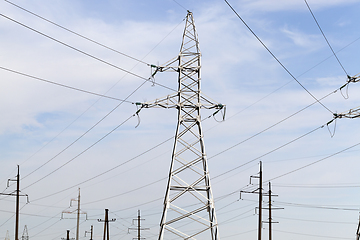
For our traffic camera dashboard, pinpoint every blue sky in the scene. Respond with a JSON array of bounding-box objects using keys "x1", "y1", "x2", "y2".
[{"x1": 1, "y1": 0, "x2": 360, "y2": 240}]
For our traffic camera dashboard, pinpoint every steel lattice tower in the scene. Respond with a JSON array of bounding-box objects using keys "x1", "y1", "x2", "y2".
[{"x1": 138, "y1": 11, "x2": 223, "y2": 240}]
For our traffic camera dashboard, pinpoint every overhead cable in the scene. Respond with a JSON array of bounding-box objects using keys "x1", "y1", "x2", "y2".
[
  {"x1": 267, "y1": 140, "x2": 360, "y2": 182},
  {"x1": 0, "y1": 13, "x2": 175, "y2": 92},
  {"x1": 304, "y1": 0, "x2": 348, "y2": 76},
  {"x1": 224, "y1": 0, "x2": 333, "y2": 114},
  {"x1": 5, "y1": 0, "x2": 151, "y2": 67},
  {"x1": 0, "y1": 66, "x2": 134, "y2": 103}
]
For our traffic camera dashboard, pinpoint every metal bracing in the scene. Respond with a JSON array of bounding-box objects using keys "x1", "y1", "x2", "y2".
[
  {"x1": 138, "y1": 11, "x2": 223, "y2": 240},
  {"x1": 334, "y1": 106, "x2": 360, "y2": 119}
]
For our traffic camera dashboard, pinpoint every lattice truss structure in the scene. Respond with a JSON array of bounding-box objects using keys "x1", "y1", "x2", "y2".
[
  {"x1": 138, "y1": 11, "x2": 224, "y2": 240},
  {"x1": 334, "y1": 106, "x2": 360, "y2": 119}
]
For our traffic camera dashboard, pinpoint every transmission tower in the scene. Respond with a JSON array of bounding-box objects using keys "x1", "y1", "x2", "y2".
[
  {"x1": 21, "y1": 226, "x2": 28, "y2": 240},
  {"x1": 137, "y1": 11, "x2": 224, "y2": 240},
  {"x1": 5, "y1": 231, "x2": 10, "y2": 240}
]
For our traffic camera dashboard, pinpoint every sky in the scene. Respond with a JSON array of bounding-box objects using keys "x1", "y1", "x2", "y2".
[{"x1": 1, "y1": 0, "x2": 360, "y2": 240}]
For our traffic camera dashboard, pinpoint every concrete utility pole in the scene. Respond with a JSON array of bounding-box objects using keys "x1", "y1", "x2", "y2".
[
  {"x1": 98, "y1": 209, "x2": 116, "y2": 240},
  {"x1": 61, "y1": 230, "x2": 75, "y2": 240},
  {"x1": 136, "y1": 11, "x2": 225, "y2": 240},
  {"x1": 61, "y1": 188, "x2": 86, "y2": 240},
  {"x1": 240, "y1": 162, "x2": 263, "y2": 240},
  {"x1": 0, "y1": 166, "x2": 28, "y2": 240},
  {"x1": 356, "y1": 213, "x2": 360, "y2": 240},
  {"x1": 85, "y1": 225, "x2": 93, "y2": 240},
  {"x1": 262, "y1": 182, "x2": 282, "y2": 240},
  {"x1": 76, "y1": 189, "x2": 80, "y2": 240},
  {"x1": 128, "y1": 210, "x2": 149, "y2": 240}
]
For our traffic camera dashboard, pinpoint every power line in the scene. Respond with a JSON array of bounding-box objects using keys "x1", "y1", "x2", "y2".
[
  {"x1": 29, "y1": 136, "x2": 173, "y2": 202},
  {"x1": 21, "y1": 79, "x2": 146, "y2": 181},
  {"x1": 4, "y1": 0, "x2": 152, "y2": 67},
  {"x1": 15, "y1": 17, "x2": 184, "y2": 178},
  {"x1": 223, "y1": 0, "x2": 333, "y2": 114},
  {"x1": 0, "y1": 66, "x2": 134, "y2": 103},
  {"x1": 0, "y1": 13, "x2": 175, "y2": 92},
  {"x1": 274, "y1": 200, "x2": 359, "y2": 211},
  {"x1": 274, "y1": 215, "x2": 354, "y2": 225},
  {"x1": 23, "y1": 111, "x2": 137, "y2": 190},
  {"x1": 267, "y1": 140, "x2": 360, "y2": 182},
  {"x1": 274, "y1": 229, "x2": 352, "y2": 240},
  {"x1": 304, "y1": 0, "x2": 348, "y2": 76}
]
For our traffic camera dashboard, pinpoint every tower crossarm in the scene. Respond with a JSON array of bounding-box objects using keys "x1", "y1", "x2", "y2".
[
  {"x1": 334, "y1": 106, "x2": 360, "y2": 119},
  {"x1": 136, "y1": 93, "x2": 224, "y2": 112}
]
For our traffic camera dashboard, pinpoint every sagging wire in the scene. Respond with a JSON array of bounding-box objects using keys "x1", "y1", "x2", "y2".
[
  {"x1": 134, "y1": 103, "x2": 145, "y2": 128},
  {"x1": 149, "y1": 64, "x2": 161, "y2": 87},
  {"x1": 326, "y1": 116, "x2": 337, "y2": 138},
  {"x1": 339, "y1": 74, "x2": 360, "y2": 99},
  {"x1": 213, "y1": 104, "x2": 226, "y2": 122}
]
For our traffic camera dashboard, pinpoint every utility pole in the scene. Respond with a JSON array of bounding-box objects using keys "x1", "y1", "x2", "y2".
[
  {"x1": 0, "y1": 166, "x2": 29, "y2": 240},
  {"x1": 262, "y1": 182, "x2": 283, "y2": 240},
  {"x1": 85, "y1": 225, "x2": 93, "y2": 240},
  {"x1": 98, "y1": 209, "x2": 116, "y2": 240},
  {"x1": 136, "y1": 11, "x2": 224, "y2": 240},
  {"x1": 240, "y1": 162, "x2": 263, "y2": 240},
  {"x1": 356, "y1": 212, "x2": 360, "y2": 240},
  {"x1": 128, "y1": 210, "x2": 149, "y2": 240},
  {"x1": 61, "y1": 230, "x2": 75, "y2": 240},
  {"x1": 61, "y1": 188, "x2": 86, "y2": 240}
]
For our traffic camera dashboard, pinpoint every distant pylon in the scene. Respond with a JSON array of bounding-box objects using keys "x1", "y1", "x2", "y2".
[
  {"x1": 137, "y1": 11, "x2": 224, "y2": 240},
  {"x1": 21, "y1": 225, "x2": 28, "y2": 240},
  {"x1": 5, "y1": 230, "x2": 10, "y2": 240}
]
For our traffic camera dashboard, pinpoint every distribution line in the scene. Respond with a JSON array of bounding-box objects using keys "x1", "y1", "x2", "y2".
[
  {"x1": 267, "y1": 140, "x2": 360, "y2": 182},
  {"x1": 16, "y1": 17, "x2": 184, "y2": 178},
  {"x1": 208, "y1": 90, "x2": 335, "y2": 164},
  {"x1": 0, "y1": 66, "x2": 133, "y2": 103},
  {"x1": 274, "y1": 229, "x2": 353, "y2": 240},
  {"x1": 28, "y1": 89, "x2": 333, "y2": 203},
  {"x1": 29, "y1": 136, "x2": 173, "y2": 202},
  {"x1": 224, "y1": 0, "x2": 333, "y2": 114},
  {"x1": 0, "y1": 13, "x2": 176, "y2": 92},
  {"x1": 22, "y1": 110, "x2": 138, "y2": 190},
  {"x1": 212, "y1": 124, "x2": 324, "y2": 180},
  {"x1": 5, "y1": 0, "x2": 151, "y2": 66},
  {"x1": 304, "y1": 0, "x2": 348, "y2": 76},
  {"x1": 21, "y1": 79, "x2": 147, "y2": 181}
]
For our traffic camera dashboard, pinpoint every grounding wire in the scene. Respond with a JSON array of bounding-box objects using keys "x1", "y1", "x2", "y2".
[
  {"x1": 304, "y1": 0, "x2": 349, "y2": 76},
  {"x1": 224, "y1": 0, "x2": 333, "y2": 114},
  {"x1": 0, "y1": 13, "x2": 176, "y2": 92},
  {"x1": 172, "y1": 0, "x2": 188, "y2": 11},
  {"x1": 0, "y1": 66, "x2": 134, "y2": 103},
  {"x1": 5, "y1": 0, "x2": 151, "y2": 67}
]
